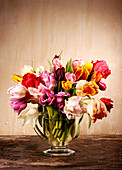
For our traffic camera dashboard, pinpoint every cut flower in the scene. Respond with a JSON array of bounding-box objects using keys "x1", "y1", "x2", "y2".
[
  {"x1": 93, "y1": 60, "x2": 111, "y2": 79},
  {"x1": 7, "y1": 84, "x2": 27, "y2": 99},
  {"x1": 18, "y1": 103, "x2": 39, "y2": 127},
  {"x1": 55, "y1": 92, "x2": 71, "y2": 110},
  {"x1": 10, "y1": 98, "x2": 27, "y2": 115},
  {"x1": 64, "y1": 96, "x2": 87, "y2": 119},
  {"x1": 39, "y1": 88, "x2": 55, "y2": 106},
  {"x1": 100, "y1": 98, "x2": 113, "y2": 112},
  {"x1": 7, "y1": 52, "x2": 113, "y2": 134},
  {"x1": 72, "y1": 58, "x2": 85, "y2": 72},
  {"x1": 62, "y1": 81, "x2": 72, "y2": 90},
  {"x1": 76, "y1": 80, "x2": 99, "y2": 97},
  {"x1": 87, "y1": 99, "x2": 108, "y2": 123}
]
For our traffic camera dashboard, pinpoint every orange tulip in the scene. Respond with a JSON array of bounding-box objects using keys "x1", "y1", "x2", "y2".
[
  {"x1": 76, "y1": 80, "x2": 99, "y2": 97},
  {"x1": 90, "y1": 71, "x2": 102, "y2": 83}
]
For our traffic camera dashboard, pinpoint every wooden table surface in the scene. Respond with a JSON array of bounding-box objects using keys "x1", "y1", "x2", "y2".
[{"x1": 0, "y1": 135, "x2": 121, "y2": 170}]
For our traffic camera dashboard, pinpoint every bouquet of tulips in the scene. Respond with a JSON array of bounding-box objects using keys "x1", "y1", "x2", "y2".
[{"x1": 7, "y1": 52, "x2": 113, "y2": 145}]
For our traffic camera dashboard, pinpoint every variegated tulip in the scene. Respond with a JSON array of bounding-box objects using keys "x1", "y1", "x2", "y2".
[
  {"x1": 62, "y1": 81, "x2": 72, "y2": 90},
  {"x1": 76, "y1": 80, "x2": 99, "y2": 97},
  {"x1": 7, "y1": 84, "x2": 27, "y2": 99},
  {"x1": 64, "y1": 96, "x2": 87, "y2": 119},
  {"x1": 87, "y1": 99, "x2": 108, "y2": 123}
]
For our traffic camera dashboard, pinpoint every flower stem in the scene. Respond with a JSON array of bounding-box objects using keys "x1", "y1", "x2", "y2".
[{"x1": 58, "y1": 81, "x2": 61, "y2": 92}]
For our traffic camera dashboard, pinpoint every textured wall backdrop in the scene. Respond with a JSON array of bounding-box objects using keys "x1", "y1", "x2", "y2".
[{"x1": 0, "y1": 0, "x2": 121, "y2": 135}]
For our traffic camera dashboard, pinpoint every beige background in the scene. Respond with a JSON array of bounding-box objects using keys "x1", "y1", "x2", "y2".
[{"x1": 0, "y1": 0, "x2": 121, "y2": 135}]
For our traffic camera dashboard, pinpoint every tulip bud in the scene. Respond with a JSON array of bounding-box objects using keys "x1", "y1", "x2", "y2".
[{"x1": 98, "y1": 81, "x2": 107, "y2": 91}]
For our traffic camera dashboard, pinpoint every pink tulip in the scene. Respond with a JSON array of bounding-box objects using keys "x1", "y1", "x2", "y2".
[
  {"x1": 10, "y1": 98, "x2": 27, "y2": 115},
  {"x1": 39, "y1": 71, "x2": 56, "y2": 90},
  {"x1": 93, "y1": 60, "x2": 111, "y2": 79},
  {"x1": 65, "y1": 72, "x2": 76, "y2": 83},
  {"x1": 39, "y1": 89, "x2": 55, "y2": 106},
  {"x1": 64, "y1": 96, "x2": 87, "y2": 119},
  {"x1": 72, "y1": 59, "x2": 85, "y2": 72},
  {"x1": 55, "y1": 92, "x2": 71, "y2": 110},
  {"x1": 52, "y1": 58, "x2": 63, "y2": 72}
]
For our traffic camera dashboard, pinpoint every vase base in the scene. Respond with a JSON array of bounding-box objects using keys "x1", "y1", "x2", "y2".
[{"x1": 43, "y1": 147, "x2": 75, "y2": 156}]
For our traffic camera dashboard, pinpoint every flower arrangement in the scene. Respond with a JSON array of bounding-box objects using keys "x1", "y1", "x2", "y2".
[{"x1": 7, "y1": 52, "x2": 113, "y2": 155}]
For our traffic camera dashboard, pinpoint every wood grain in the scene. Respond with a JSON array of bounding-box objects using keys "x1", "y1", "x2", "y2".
[{"x1": 0, "y1": 135, "x2": 122, "y2": 169}]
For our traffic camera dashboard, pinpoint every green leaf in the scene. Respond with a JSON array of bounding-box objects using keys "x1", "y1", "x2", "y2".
[
  {"x1": 80, "y1": 101, "x2": 88, "y2": 106},
  {"x1": 52, "y1": 109, "x2": 59, "y2": 119},
  {"x1": 73, "y1": 114, "x2": 84, "y2": 139},
  {"x1": 38, "y1": 114, "x2": 43, "y2": 127},
  {"x1": 79, "y1": 113, "x2": 84, "y2": 123},
  {"x1": 46, "y1": 106, "x2": 53, "y2": 119},
  {"x1": 88, "y1": 115, "x2": 91, "y2": 129},
  {"x1": 48, "y1": 60, "x2": 52, "y2": 73},
  {"x1": 69, "y1": 58, "x2": 74, "y2": 73},
  {"x1": 70, "y1": 124, "x2": 75, "y2": 138},
  {"x1": 59, "y1": 50, "x2": 63, "y2": 58},
  {"x1": 65, "y1": 61, "x2": 69, "y2": 72},
  {"x1": 65, "y1": 58, "x2": 74, "y2": 73}
]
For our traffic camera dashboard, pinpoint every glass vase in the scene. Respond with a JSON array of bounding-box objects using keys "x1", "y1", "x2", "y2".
[{"x1": 34, "y1": 113, "x2": 81, "y2": 156}]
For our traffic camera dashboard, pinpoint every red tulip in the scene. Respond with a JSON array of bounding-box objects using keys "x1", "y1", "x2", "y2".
[
  {"x1": 93, "y1": 60, "x2": 111, "y2": 79},
  {"x1": 98, "y1": 81, "x2": 107, "y2": 91},
  {"x1": 100, "y1": 98, "x2": 113, "y2": 112}
]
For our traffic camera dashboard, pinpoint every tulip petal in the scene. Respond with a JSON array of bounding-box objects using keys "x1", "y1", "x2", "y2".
[{"x1": 11, "y1": 74, "x2": 23, "y2": 83}]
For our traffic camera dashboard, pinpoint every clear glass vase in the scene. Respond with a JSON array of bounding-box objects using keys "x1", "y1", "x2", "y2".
[{"x1": 34, "y1": 113, "x2": 80, "y2": 156}]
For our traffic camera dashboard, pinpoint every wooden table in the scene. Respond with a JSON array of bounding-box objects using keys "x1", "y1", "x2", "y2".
[{"x1": 0, "y1": 135, "x2": 121, "y2": 169}]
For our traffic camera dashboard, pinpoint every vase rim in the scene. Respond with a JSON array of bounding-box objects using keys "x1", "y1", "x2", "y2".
[{"x1": 43, "y1": 117, "x2": 76, "y2": 120}]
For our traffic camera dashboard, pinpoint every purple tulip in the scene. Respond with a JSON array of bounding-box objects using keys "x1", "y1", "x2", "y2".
[
  {"x1": 54, "y1": 67, "x2": 65, "y2": 81},
  {"x1": 10, "y1": 98, "x2": 27, "y2": 115},
  {"x1": 39, "y1": 71, "x2": 56, "y2": 90},
  {"x1": 39, "y1": 89, "x2": 55, "y2": 106},
  {"x1": 55, "y1": 92, "x2": 71, "y2": 110}
]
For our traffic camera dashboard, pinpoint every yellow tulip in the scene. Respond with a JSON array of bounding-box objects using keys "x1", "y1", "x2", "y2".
[
  {"x1": 84, "y1": 62, "x2": 93, "y2": 73},
  {"x1": 62, "y1": 81, "x2": 72, "y2": 90},
  {"x1": 75, "y1": 62, "x2": 93, "y2": 81},
  {"x1": 11, "y1": 74, "x2": 23, "y2": 83}
]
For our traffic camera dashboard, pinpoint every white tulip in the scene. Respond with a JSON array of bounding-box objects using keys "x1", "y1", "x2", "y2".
[
  {"x1": 21, "y1": 65, "x2": 34, "y2": 76},
  {"x1": 18, "y1": 103, "x2": 39, "y2": 127}
]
